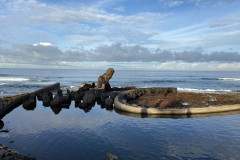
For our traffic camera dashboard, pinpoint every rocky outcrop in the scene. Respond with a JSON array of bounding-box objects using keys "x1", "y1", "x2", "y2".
[
  {"x1": 97, "y1": 68, "x2": 115, "y2": 91},
  {"x1": 0, "y1": 144, "x2": 38, "y2": 160}
]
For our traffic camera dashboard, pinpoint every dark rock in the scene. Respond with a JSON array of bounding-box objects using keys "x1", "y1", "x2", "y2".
[
  {"x1": 0, "y1": 120, "x2": 4, "y2": 130},
  {"x1": 50, "y1": 106, "x2": 62, "y2": 115},
  {"x1": 97, "y1": 68, "x2": 114, "y2": 91},
  {"x1": 83, "y1": 91, "x2": 95, "y2": 104},
  {"x1": 9, "y1": 141, "x2": 14, "y2": 144},
  {"x1": 70, "y1": 91, "x2": 75, "y2": 100},
  {"x1": 22, "y1": 95, "x2": 36, "y2": 110},
  {"x1": 0, "y1": 99, "x2": 3, "y2": 110},
  {"x1": 0, "y1": 144, "x2": 38, "y2": 160},
  {"x1": 76, "y1": 82, "x2": 95, "y2": 91},
  {"x1": 105, "y1": 97, "x2": 113, "y2": 106},
  {"x1": 61, "y1": 90, "x2": 71, "y2": 104},
  {"x1": 101, "y1": 93, "x2": 106, "y2": 103},
  {"x1": 42, "y1": 92, "x2": 53, "y2": 106},
  {"x1": 57, "y1": 90, "x2": 63, "y2": 96},
  {"x1": 74, "y1": 90, "x2": 84, "y2": 101},
  {"x1": 50, "y1": 94, "x2": 61, "y2": 106},
  {"x1": 105, "y1": 152, "x2": 118, "y2": 160},
  {"x1": 0, "y1": 130, "x2": 9, "y2": 133},
  {"x1": 110, "y1": 92, "x2": 118, "y2": 101}
]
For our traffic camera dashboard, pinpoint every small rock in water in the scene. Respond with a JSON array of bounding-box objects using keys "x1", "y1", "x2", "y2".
[{"x1": 105, "y1": 152, "x2": 118, "y2": 160}]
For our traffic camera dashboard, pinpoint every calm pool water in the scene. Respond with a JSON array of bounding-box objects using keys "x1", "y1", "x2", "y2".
[{"x1": 0, "y1": 100, "x2": 240, "y2": 160}]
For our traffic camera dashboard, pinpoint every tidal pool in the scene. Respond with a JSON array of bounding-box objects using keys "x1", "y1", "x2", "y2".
[{"x1": 0, "y1": 100, "x2": 240, "y2": 160}]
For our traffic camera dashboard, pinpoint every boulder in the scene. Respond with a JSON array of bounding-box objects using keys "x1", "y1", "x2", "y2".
[
  {"x1": 22, "y1": 95, "x2": 36, "y2": 110},
  {"x1": 82, "y1": 91, "x2": 96, "y2": 105},
  {"x1": 110, "y1": 92, "x2": 118, "y2": 101},
  {"x1": 42, "y1": 92, "x2": 53, "y2": 106},
  {"x1": 105, "y1": 152, "x2": 118, "y2": 160},
  {"x1": 105, "y1": 97, "x2": 113, "y2": 106},
  {"x1": 97, "y1": 68, "x2": 114, "y2": 91},
  {"x1": 74, "y1": 90, "x2": 84, "y2": 101},
  {"x1": 76, "y1": 82, "x2": 95, "y2": 91},
  {"x1": 50, "y1": 94, "x2": 61, "y2": 106},
  {"x1": 0, "y1": 99, "x2": 3, "y2": 110},
  {"x1": 101, "y1": 93, "x2": 106, "y2": 103}
]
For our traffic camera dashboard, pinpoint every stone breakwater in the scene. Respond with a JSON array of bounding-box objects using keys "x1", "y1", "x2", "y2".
[
  {"x1": 114, "y1": 87, "x2": 240, "y2": 115},
  {"x1": 0, "y1": 83, "x2": 60, "y2": 119}
]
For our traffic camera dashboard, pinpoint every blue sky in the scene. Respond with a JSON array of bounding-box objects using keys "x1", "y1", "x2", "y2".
[{"x1": 0, "y1": 0, "x2": 240, "y2": 70}]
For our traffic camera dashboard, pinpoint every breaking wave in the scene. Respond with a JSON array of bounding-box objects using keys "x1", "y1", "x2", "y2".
[
  {"x1": 218, "y1": 78, "x2": 240, "y2": 81},
  {"x1": 177, "y1": 88, "x2": 234, "y2": 93},
  {"x1": 0, "y1": 77, "x2": 29, "y2": 82}
]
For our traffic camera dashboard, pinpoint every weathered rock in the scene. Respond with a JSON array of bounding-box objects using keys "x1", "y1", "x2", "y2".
[
  {"x1": 0, "y1": 120, "x2": 4, "y2": 130},
  {"x1": 105, "y1": 97, "x2": 113, "y2": 106},
  {"x1": 83, "y1": 91, "x2": 95, "y2": 104},
  {"x1": 101, "y1": 93, "x2": 106, "y2": 103},
  {"x1": 110, "y1": 92, "x2": 118, "y2": 101},
  {"x1": 57, "y1": 89, "x2": 63, "y2": 96},
  {"x1": 0, "y1": 144, "x2": 38, "y2": 160},
  {"x1": 0, "y1": 99, "x2": 3, "y2": 110},
  {"x1": 105, "y1": 152, "x2": 118, "y2": 160},
  {"x1": 22, "y1": 95, "x2": 36, "y2": 110},
  {"x1": 76, "y1": 82, "x2": 95, "y2": 91},
  {"x1": 50, "y1": 105, "x2": 62, "y2": 115},
  {"x1": 61, "y1": 89, "x2": 71, "y2": 104},
  {"x1": 50, "y1": 94, "x2": 61, "y2": 106},
  {"x1": 42, "y1": 92, "x2": 53, "y2": 106},
  {"x1": 70, "y1": 91, "x2": 75, "y2": 100},
  {"x1": 97, "y1": 68, "x2": 115, "y2": 91},
  {"x1": 74, "y1": 90, "x2": 84, "y2": 101}
]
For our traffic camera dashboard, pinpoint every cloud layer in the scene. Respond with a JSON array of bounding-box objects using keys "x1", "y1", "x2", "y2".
[{"x1": 1, "y1": 43, "x2": 240, "y2": 65}]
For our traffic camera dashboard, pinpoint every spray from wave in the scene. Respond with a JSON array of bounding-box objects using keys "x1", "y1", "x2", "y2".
[
  {"x1": 0, "y1": 77, "x2": 29, "y2": 82},
  {"x1": 218, "y1": 78, "x2": 240, "y2": 81}
]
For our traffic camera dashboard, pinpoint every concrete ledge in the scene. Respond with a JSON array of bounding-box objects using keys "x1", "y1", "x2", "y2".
[{"x1": 114, "y1": 88, "x2": 240, "y2": 115}]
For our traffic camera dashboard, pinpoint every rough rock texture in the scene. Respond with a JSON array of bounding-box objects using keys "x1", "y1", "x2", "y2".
[
  {"x1": 97, "y1": 68, "x2": 115, "y2": 91},
  {"x1": 105, "y1": 152, "x2": 118, "y2": 160},
  {"x1": 105, "y1": 97, "x2": 114, "y2": 106},
  {"x1": 83, "y1": 91, "x2": 96, "y2": 105},
  {"x1": 22, "y1": 95, "x2": 37, "y2": 110},
  {"x1": 0, "y1": 144, "x2": 37, "y2": 160},
  {"x1": 75, "y1": 82, "x2": 95, "y2": 92}
]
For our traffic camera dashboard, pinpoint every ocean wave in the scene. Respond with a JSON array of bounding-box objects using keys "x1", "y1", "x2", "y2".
[
  {"x1": 0, "y1": 77, "x2": 29, "y2": 82},
  {"x1": 177, "y1": 88, "x2": 233, "y2": 93},
  {"x1": 0, "y1": 83, "x2": 5, "y2": 85},
  {"x1": 218, "y1": 78, "x2": 240, "y2": 81}
]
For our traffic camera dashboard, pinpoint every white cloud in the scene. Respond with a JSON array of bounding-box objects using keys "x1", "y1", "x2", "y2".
[
  {"x1": 33, "y1": 42, "x2": 53, "y2": 46},
  {"x1": 166, "y1": 1, "x2": 184, "y2": 7}
]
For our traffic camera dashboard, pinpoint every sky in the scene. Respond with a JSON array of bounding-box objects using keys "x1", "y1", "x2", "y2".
[{"x1": 0, "y1": 0, "x2": 240, "y2": 70}]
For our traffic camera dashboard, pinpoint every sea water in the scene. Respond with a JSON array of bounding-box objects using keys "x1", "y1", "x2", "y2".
[{"x1": 0, "y1": 68, "x2": 240, "y2": 160}]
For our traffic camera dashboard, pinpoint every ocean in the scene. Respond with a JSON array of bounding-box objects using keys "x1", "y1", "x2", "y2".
[
  {"x1": 0, "y1": 68, "x2": 240, "y2": 160},
  {"x1": 1, "y1": 68, "x2": 240, "y2": 97}
]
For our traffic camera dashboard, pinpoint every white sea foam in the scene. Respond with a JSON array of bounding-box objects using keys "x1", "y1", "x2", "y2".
[
  {"x1": 218, "y1": 78, "x2": 240, "y2": 81},
  {"x1": 0, "y1": 83, "x2": 5, "y2": 85},
  {"x1": 0, "y1": 77, "x2": 29, "y2": 82},
  {"x1": 177, "y1": 88, "x2": 232, "y2": 93}
]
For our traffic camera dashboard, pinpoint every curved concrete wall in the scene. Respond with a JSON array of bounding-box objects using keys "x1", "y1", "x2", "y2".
[{"x1": 114, "y1": 88, "x2": 240, "y2": 115}]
